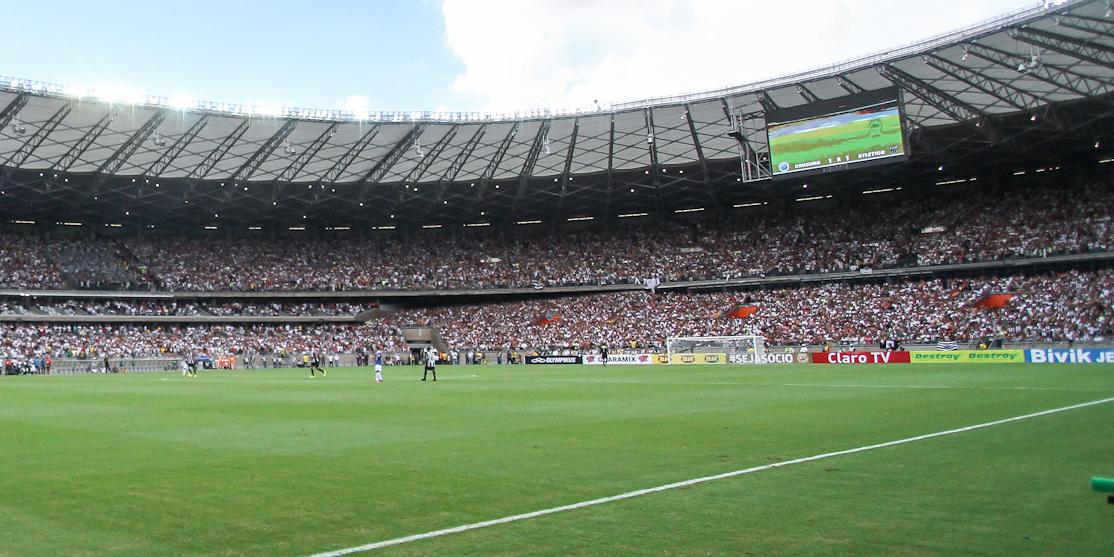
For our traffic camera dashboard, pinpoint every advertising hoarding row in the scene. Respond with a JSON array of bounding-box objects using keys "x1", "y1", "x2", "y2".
[
  {"x1": 1025, "y1": 348, "x2": 1114, "y2": 364},
  {"x1": 527, "y1": 349, "x2": 1114, "y2": 365}
]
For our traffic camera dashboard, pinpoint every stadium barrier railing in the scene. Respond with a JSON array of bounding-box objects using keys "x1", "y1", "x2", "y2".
[{"x1": 49, "y1": 358, "x2": 182, "y2": 375}]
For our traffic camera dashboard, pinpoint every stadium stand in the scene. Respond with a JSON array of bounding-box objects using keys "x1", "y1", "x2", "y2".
[
  {"x1": 1, "y1": 0, "x2": 1112, "y2": 369},
  {"x1": 383, "y1": 270, "x2": 1113, "y2": 350},
  {"x1": 2, "y1": 270, "x2": 1109, "y2": 359},
  {"x1": 0, "y1": 180, "x2": 1110, "y2": 292}
]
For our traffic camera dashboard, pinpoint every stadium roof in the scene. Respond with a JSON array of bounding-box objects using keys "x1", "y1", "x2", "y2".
[{"x1": 0, "y1": 0, "x2": 1113, "y2": 228}]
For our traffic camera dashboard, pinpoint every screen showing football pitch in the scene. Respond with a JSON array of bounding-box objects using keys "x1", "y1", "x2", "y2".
[{"x1": 766, "y1": 87, "x2": 908, "y2": 178}]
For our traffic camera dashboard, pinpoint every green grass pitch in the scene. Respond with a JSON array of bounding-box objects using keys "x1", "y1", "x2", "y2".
[
  {"x1": 2, "y1": 363, "x2": 1113, "y2": 556},
  {"x1": 770, "y1": 112, "x2": 904, "y2": 174}
]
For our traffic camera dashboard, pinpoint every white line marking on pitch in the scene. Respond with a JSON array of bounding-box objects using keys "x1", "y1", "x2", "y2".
[
  {"x1": 779, "y1": 383, "x2": 1112, "y2": 392},
  {"x1": 304, "y1": 396, "x2": 1114, "y2": 557}
]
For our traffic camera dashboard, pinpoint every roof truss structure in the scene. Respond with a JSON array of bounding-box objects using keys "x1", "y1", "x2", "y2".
[{"x1": 0, "y1": 0, "x2": 1112, "y2": 227}]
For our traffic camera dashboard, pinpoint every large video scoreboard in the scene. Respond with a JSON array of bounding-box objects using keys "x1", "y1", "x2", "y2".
[{"x1": 766, "y1": 87, "x2": 908, "y2": 178}]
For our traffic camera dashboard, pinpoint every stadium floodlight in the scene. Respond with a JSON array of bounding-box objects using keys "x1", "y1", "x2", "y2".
[
  {"x1": 98, "y1": 86, "x2": 144, "y2": 105},
  {"x1": 169, "y1": 96, "x2": 196, "y2": 111},
  {"x1": 62, "y1": 84, "x2": 89, "y2": 98},
  {"x1": 1017, "y1": 49, "x2": 1042, "y2": 74}
]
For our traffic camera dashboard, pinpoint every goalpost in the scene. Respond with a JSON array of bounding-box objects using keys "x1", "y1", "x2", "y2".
[{"x1": 665, "y1": 335, "x2": 766, "y2": 364}]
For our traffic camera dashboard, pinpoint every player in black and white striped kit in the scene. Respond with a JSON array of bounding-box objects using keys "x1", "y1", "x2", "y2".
[
  {"x1": 309, "y1": 351, "x2": 327, "y2": 378},
  {"x1": 421, "y1": 347, "x2": 437, "y2": 381},
  {"x1": 184, "y1": 352, "x2": 198, "y2": 378}
]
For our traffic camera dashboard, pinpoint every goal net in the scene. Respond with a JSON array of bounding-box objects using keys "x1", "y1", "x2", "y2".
[{"x1": 666, "y1": 335, "x2": 766, "y2": 365}]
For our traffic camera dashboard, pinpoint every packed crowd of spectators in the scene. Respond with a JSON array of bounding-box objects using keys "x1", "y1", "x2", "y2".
[
  {"x1": 0, "y1": 237, "x2": 64, "y2": 289},
  {"x1": 3, "y1": 270, "x2": 1109, "y2": 360},
  {"x1": 0, "y1": 321, "x2": 405, "y2": 359},
  {"x1": 0, "y1": 300, "x2": 371, "y2": 317},
  {"x1": 383, "y1": 270, "x2": 1113, "y2": 350},
  {"x1": 0, "y1": 181, "x2": 1109, "y2": 292}
]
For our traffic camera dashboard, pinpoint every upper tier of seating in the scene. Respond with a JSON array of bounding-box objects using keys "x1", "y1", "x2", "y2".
[{"x1": 1, "y1": 180, "x2": 1110, "y2": 292}]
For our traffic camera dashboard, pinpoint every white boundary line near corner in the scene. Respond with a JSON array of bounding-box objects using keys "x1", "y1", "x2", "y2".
[{"x1": 305, "y1": 396, "x2": 1114, "y2": 557}]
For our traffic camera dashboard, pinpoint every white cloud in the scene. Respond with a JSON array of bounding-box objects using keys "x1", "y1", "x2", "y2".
[{"x1": 439, "y1": 0, "x2": 1036, "y2": 112}]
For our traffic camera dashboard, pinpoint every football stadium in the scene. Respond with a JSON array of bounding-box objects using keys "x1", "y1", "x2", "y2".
[{"x1": 2, "y1": 1, "x2": 1114, "y2": 555}]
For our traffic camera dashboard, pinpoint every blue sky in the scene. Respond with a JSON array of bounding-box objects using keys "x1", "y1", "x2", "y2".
[
  {"x1": 0, "y1": 0, "x2": 1039, "y2": 113},
  {"x1": 1, "y1": 0, "x2": 464, "y2": 111}
]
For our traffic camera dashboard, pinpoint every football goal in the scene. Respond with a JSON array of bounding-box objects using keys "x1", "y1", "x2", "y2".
[{"x1": 665, "y1": 335, "x2": 766, "y2": 364}]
